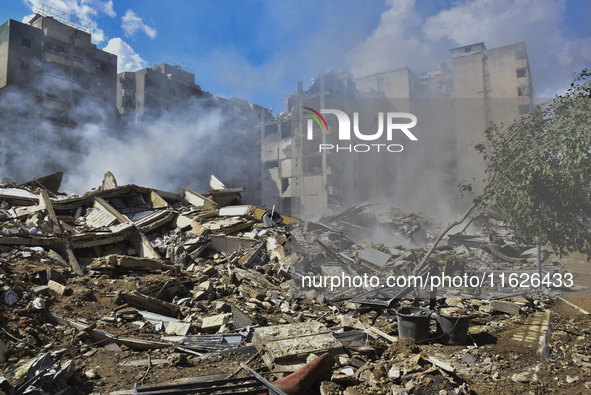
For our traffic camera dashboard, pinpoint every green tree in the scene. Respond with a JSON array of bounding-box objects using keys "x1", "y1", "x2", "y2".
[{"x1": 415, "y1": 69, "x2": 591, "y2": 273}]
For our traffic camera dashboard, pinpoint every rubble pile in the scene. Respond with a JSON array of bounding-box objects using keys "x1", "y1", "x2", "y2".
[{"x1": 0, "y1": 172, "x2": 590, "y2": 394}]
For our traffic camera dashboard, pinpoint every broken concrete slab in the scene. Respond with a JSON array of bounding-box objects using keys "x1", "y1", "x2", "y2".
[
  {"x1": 47, "y1": 280, "x2": 67, "y2": 296},
  {"x1": 165, "y1": 322, "x2": 192, "y2": 336},
  {"x1": 359, "y1": 248, "x2": 391, "y2": 268},
  {"x1": 89, "y1": 255, "x2": 175, "y2": 272},
  {"x1": 253, "y1": 321, "x2": 345, "y2": 372},
  {"x1": 182, "y1": 187, "x2": 218, "y2": 211},
  {"x1": 118, "y1": 291, "x2": 179, "y2": 318},
  {"x1": 201, "y1": 313, "x2": 232, "y2": 331}
]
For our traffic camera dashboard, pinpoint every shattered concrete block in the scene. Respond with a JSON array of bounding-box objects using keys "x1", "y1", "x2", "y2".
[
  {"x1": 197, "y1": 280, "x2": 213, "y2": 293},
  {"x1": 215, "y1": 302, "x2": 231, "y2": 312},
  {"x1": 360, "y1": 248, "x2": 391, "y2": 268},
  {"x1": 491, "y1": 300, "x2": 521, "y2": 315},
  {"x1": 31, "y1": 285, "x2": 50, "y2": 296},
  {"x1": 175, "y1": 215, "x2": 194, "y2": 229},
  {"x1": 47, "y1": 280, "x2": 67, "y2": 296},
  {"x1": 253, "y1": 321, "x2": 345, "y2": 372},
  {"x1": 191, "y1": 289, "x2": 207, "y2": 301},
  {"x1": 231, "y1": 304, "x2": 255, "y2": 329},
  {"x1": 201, "y1": 265, "x2": 218, "y2": 276},
  {"x1": 165, "y1": 322, "x2": 191, "y2": 336},
  {"x1": 201, "y1": 313, "x2": 232, "y2": 331}
]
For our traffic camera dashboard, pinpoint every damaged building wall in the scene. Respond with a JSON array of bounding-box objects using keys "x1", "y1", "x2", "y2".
[
  {"x1": 0, "y1": 8, "x2": 118, "y2": 180},
  {"x1": 451, "y1": 42, "x2": 534, "y2": 190},
  {"x1": 0, "y1": 9, "x2": 271, "y2": 206},
  {"x1": 260, "y1": 41, "x2": 534, "y2": 219},
  {"x1": 116, "y1": 62, "x2": 212, "y2": 126}
]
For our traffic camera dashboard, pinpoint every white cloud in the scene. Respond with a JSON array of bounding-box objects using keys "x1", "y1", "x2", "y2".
[
  {"x1": 121, "y1": 9, "x2": 157, "y2": 39},
  {"x1": 22, "y1": 14, "x2": 35, "y2": 24},
  {"x1": 347, "y1": 0, "x2": 446, "y2": 78},
  {"x1": 103, "y1": 38, "x2": 148, "y2": 72},
  {"x1": 347, "y1": 0, "x2": 591, "y2": 98},
  {"x1": 22, "y1": 0, "x2": 116, "y2": 44}
]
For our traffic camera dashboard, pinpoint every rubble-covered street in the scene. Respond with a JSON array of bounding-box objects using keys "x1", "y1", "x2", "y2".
[{"x1": 0, "y1": 172, "x2": 590, "y2": 395}]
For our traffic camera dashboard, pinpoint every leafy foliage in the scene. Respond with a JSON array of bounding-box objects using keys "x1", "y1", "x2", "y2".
[{"x1": 473, "y1": 69, "x2": 591, "y2": 255}]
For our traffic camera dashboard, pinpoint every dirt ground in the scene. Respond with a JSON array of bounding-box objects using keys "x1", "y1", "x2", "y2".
[{"x1": 2, "y1": 253, "x2": 591, "y2": 394}]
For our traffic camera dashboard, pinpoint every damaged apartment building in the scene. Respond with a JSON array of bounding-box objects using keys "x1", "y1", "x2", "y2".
[
  {"x1": 0, "y1": 5, "x2": 272, "y2": 206},
  {"x1": 261, "y1": 42, "x2": 534, "y2": 218},
  {"x1": 116, "y1": 63, "x2": 272, "y2": 204},
  {"x1": 0, "y1": 5, "x2": 117, "y2": 178},
  {"x1": 116, "y1": 62, "x2": 212, "y2": 127}
]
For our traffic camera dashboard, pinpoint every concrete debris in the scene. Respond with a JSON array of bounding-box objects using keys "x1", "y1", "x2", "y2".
[
  {"x1": 491, "y1": 300, "x2": 521, "y2": 315},
  {"x1": 0, "y1": 172, "x2": 588, "y2": 393}
]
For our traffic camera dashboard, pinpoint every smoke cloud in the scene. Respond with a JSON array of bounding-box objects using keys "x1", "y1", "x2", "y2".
[
  {"x1": 0, "y1": 75, "x2": 260, "y2": 198},
  {"x1": 347, "y1": 0, "x2": 591, "y2": 98}
]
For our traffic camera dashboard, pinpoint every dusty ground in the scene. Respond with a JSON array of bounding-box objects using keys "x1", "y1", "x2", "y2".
[{"x1": 2, "y1": 253, "x2": 591, "y2": 394}]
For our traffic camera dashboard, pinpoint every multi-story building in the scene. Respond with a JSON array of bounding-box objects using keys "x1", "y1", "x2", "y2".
[
  {"x1": 116, "y1": 62, "x2": 211, "y2": 126},
  {"x1": 262, "y1": 70, "x2": 363, "y2": 217},
  {"x1": 450, "y1": 42, "x2": 534, "y2": 187},
  {"x1": 115, "y1": 63, "x2": 270, "y2": 204},
  {"x1": 0, "y1": 5, "x2": 117, "y2": 179},
  {"x1": 261, "y1": 42, "x2": 534, "y2": 218}
]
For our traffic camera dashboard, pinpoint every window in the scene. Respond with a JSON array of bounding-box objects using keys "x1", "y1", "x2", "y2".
[
  {"x1": 20, "y1": 60, "x2": 30, "y2": 71},
  {"x1": 516, "y1": 68, "x2": 527, "y2": 78},
  {"x1": 100, "y1": 63, "x2": 110, "y2": 72},
  {"x1": 21, "y1": 38, "x2": 31, "y2": 48}
]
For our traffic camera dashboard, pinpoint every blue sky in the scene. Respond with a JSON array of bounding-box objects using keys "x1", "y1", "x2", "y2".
[{"x1": 1, "y1": 0, "x2": 590, "y2": 113}]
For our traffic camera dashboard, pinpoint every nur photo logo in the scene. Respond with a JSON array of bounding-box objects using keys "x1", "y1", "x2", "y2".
[{"x1": 304, "y1": 106, "x2": 418, "y2": 153}]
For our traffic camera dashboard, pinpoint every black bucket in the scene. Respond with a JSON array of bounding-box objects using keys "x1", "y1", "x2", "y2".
[
  {"x1": 396, "y1": 307, "x2": 432, "y2": 341},
  {"x1": 435, "y1": 305, "x2": 473, "y2": 345}
]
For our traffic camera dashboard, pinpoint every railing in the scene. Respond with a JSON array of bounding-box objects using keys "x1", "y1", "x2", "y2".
[{"x1": 34, "y1": 3, "x2": 91, "y2": 33}]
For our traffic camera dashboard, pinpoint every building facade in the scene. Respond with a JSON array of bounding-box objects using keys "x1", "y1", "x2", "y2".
[
  {"x1": 261, "y1": 42, "x2": 534, "y2": 218},
  {"x1": 0, "y1": 13, "x2": 117, "y2": 127},
  {"x1": 0, "y1": 7, "x2": 117, "y2": 179},
  {"x1": 116, "y1": 62, "x2": 211, "y2": 126}
]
